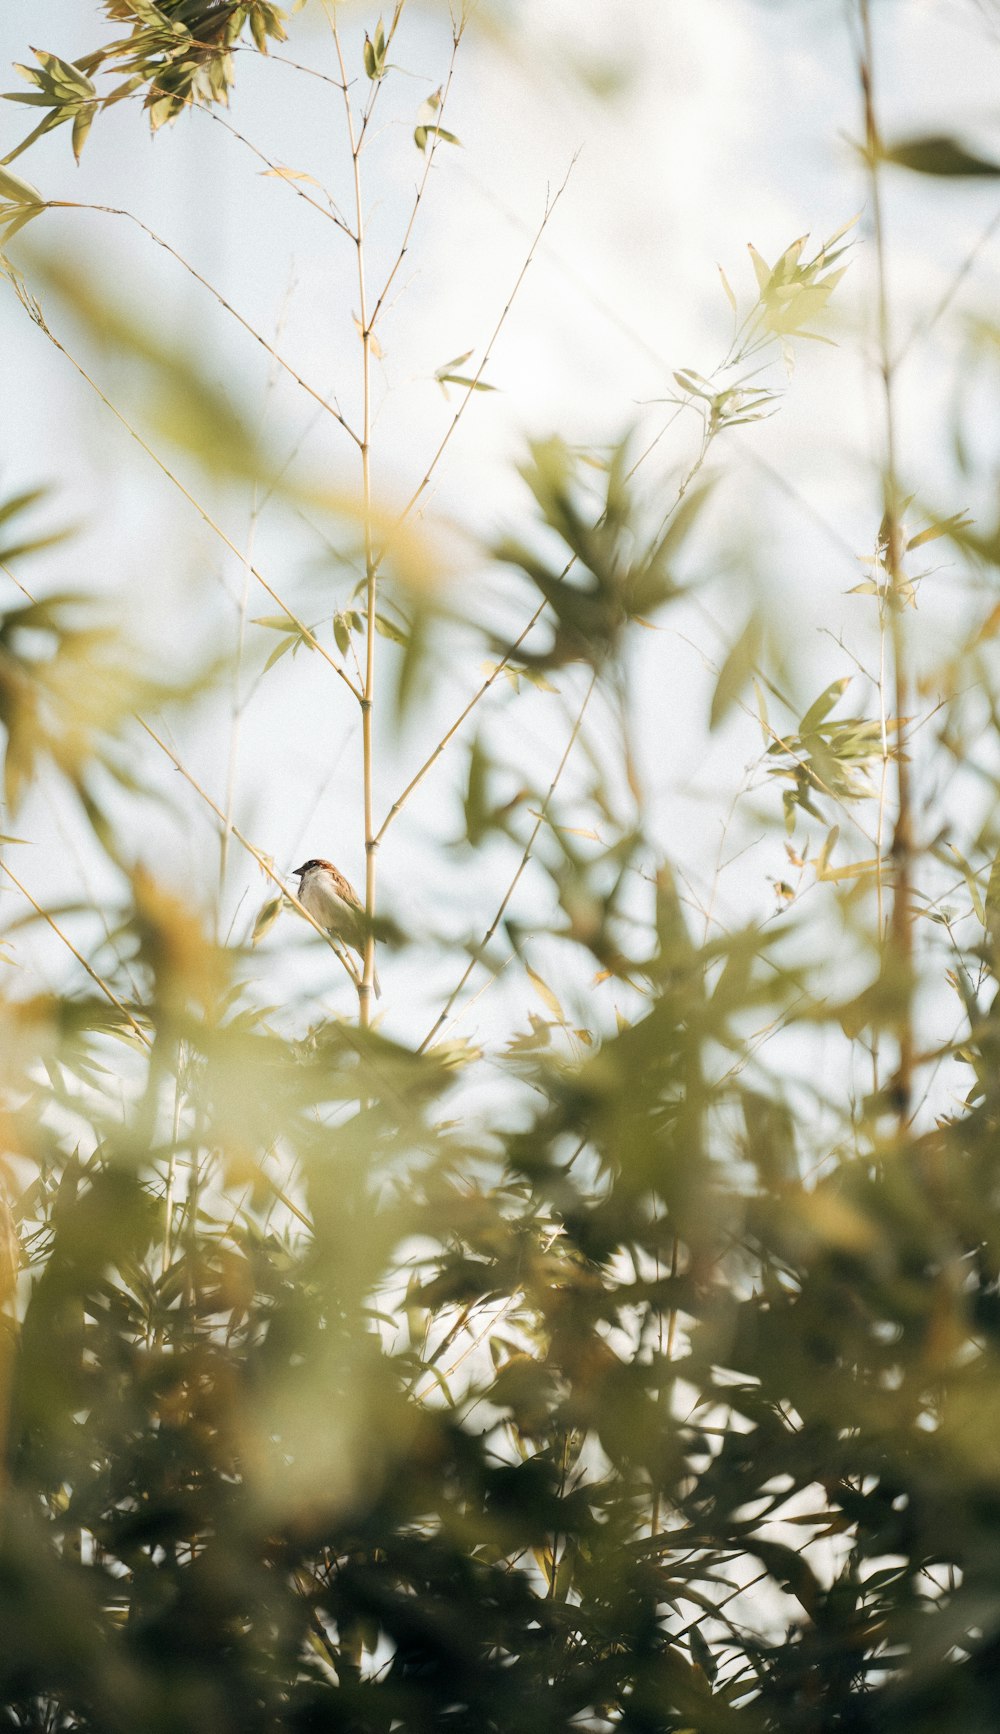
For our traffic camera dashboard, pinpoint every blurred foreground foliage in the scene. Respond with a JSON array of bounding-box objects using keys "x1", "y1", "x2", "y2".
[
  {"x1": 8, "y1": 2, "x2": 1000, "y2": 1731},
  {"x1": 4, "y1": 445, "x2": 1000, "y2": 1733}
]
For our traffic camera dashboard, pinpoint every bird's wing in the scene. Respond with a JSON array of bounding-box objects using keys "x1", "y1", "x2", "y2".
[{"x1": 328, "y1": 865, "x2": 364, "y2": 911}]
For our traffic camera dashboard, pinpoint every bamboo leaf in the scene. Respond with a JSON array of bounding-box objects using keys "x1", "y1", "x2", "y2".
[
  {"x1": 252, "y1": 895, "x2": 283, "y2": 946},
  {"x1": 0, "y1": 165, "x2": 43, "y2": 204},
  {"x1": 710, "y1": 615, "x2": 761, "y2": 730},
  {"x1": 526, "y1": 964, "x2": 565, "y2": 1023},
  {"x1": 800, "y1": 676, "x2": 849, "y2": 736},
  {"x1": 884, "y1": 134, "x2": 1000, "y2": 177},
  {"x1": 718, "y1": 263, "x2": 737, "y2": 312}
]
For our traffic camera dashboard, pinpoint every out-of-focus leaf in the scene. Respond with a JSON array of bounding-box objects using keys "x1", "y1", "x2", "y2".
[
  {"x1": 883, "y1": 134, "x2": 1000, "y2": 177},
  {"x1": 252, "y1": 895, "x2": 283, "y2": 946},
  {"x1": 710, "y1": 614, "x2": 761, "y2": 729}
]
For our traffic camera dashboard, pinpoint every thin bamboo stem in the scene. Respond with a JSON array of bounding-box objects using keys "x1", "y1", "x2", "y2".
[
  {"x1": 418, "y1": 668, "x2": 597, "y2": 1055},
  {"x1": 4, "y1": 284, "x2": 363, "y2": 704},
  {"x1": 45, "y1": 203, "x2": 360, "y2": 446},
  {"x1": 137, "y1": 718, "x2": 360, "y2": 991},
  {"x1": 393, "y1": 161, "x2": 576, "y2": 532},
  {"x1": 330, "y1": 7, "x2": 378, "y2": 1028},
  {"x1": 859, "y1": 0, "x2": 915, "y2": 1124},
  {"x1": 0, "y1": 859, "x2": 149, "y2": 1046},
  {"x1": 165, "y1": 89, "x2": 354, "y2": 238},
  {"x1": 376, "y1": 600, "x2": 547, "y2": 843},
  {"x1": 367, "y1": 26, "x2": 462, "y2": 333}
]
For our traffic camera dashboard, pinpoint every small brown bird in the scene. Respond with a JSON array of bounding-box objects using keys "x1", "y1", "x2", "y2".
[{"x1": 294, "y1": 858, "x2": 381, "y2": 998}]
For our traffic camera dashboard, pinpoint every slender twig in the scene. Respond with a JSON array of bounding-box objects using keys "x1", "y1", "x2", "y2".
[
  {"x1": 45, "y1": 202, "x2": 360, "y2": 447},
  {"x1": 0, "y1": 859, "x2": 149, "y2": 1046},
  {"x1": 394, "y1": 160, "x2": 577, "y2": 530},
  {"x1": 165, "y1": 89, "x2": 354, "y2": 238},
  {"x1": 376, "y1": 600, "x2": 547, "y2": 843},
  {"x1": 136, "y1": 718, "x2": 360, "y2": 991},
  {"x1": 235, "y1": 43, "x2": 347, "y2": 92},
  {"x1": 367, "y1": 25, "x2": 462, "y2": 334},
  {"x1": 894, "y1": 200, "x2": 1000, "y2": 369},
  {"x1": 0, "y1": 559, "x2": 34, "y2": 601},
  {"x1": 418, "y1": 668, "x2": 598, "y2": 1054},
  {"x1": 4, "y1": 285, "x2": 362, "y2": 704}
]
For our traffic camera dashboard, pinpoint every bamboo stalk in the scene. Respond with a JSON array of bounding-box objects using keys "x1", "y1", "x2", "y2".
[{"x1": 858, "y1": 0, "x2": 915, "y2": 1126}]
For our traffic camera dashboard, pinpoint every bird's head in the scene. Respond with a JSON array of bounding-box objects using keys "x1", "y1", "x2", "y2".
[{"x1": 294, "y1": 858, "x2": 333, "y2": 880}]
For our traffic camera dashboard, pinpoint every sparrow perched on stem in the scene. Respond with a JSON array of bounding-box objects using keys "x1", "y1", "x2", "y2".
[{"x1": 294, "y1": 858, "x2": 381, "y2": 998}]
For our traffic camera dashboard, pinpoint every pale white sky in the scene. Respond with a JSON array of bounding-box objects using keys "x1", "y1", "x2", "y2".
[{"x1": 2, "y1": 0, "x2": 999, "y2": 1073}]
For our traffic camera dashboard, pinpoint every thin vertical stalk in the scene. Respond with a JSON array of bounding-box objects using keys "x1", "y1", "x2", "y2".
[
  {"x1": 331, "y1": 8, "x2": 378, "y2": 1027},
  {"x1": 858, "y1": 0, "x2": 914, "y2": 1124},
  {"x1": 161, "y1": 1067, "x2": 184, "y2": 1288},
  {"x1": 871, "y1": 584, "x2": 890, "y2": 1099},
  {"x1": 219, "y1": 281, "x2": 295, "y2": 926}
]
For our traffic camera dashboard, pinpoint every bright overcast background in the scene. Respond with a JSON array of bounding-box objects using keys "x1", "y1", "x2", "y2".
[{"x1": 2, "y1": 0, "x2": 999, "y2": 1060}]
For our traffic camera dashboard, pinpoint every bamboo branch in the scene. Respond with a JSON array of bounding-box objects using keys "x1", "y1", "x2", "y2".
[
  {"x1": 330, "y1": 3, "x2": 379, "y2": 1027},
  {"x1": 859, "y1": 0, "x2": 915, "y2": 1125},
  {"x1": 44, "y1": 202, "x2": 360, "y2": 448},
  {"x1": 367, "y1": 25, "x2": 462, "y2": 335},
  {"x1": 136, "y1": 718, "x2": 360, "y2": 992},
  {"x1": 0, "y1": 858, "x2": 150, "y2": 1047},
  {"x1": 3, "y1": 280, "x2": 363, "y2": 705},
  {"x1": 173, "y1": 91, "x2": 354, "y2": 239},
  {"x1": 375, "y1": 600, "x2": 547, "y2": 844},
  {"x1": 235, "y1": 43, "x2": 347, "y2": 93},
  {"x1": 394, "y1": 160, "x2": 577, "y2": 530},
  {"x1": 418, "y1": 668, "x2": 597, "y2": 1054}
]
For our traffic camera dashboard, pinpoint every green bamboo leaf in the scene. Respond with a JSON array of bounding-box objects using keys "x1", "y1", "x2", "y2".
[
  {"x1": 0, "y1": 206, "x2": 44, "y2": 243},
  {"x1": 717, "y1": 263, "x2": 737, "y2": 312},
  {"x1": 884, "y1": 134, "x2": 1000, "y2": 177},
  {"x1": 815, "y1": 825, "x2": 840, "y2": 878},
  {"x1": 72, "y1": 105, "x2": 95, "y2": 163},
  {"x1": 0, "y1": 165, "x2": 43, "y2": 204},
  {"x1": 710, "y1": 615, "x2": 761, "y2": 730},
  {"x1": 373, "y1": 612, "x2": 409, "y2": 646},
  {"x1": 800, "y1": 676, "x2": 849, "y2": 736},
  {"x1": 689, "y1": 1624, "x2": 718, "y2": 1685},
  {"x1": 30, "y1": 49, "x2": 96, "y2": 101},
  {"x1": 948, "y1": 843, "x2": 986, "y2": 925},
  {"x1": 747, "y1": 242, "x2": 771, "y2": 293},
  {"x1": 252, "y1": 895, "x2": 283, "y2": 946},
  {"x1": 262, "y1": 634, "x2": 297, "y2": 673},
  {"x1": 983, "y1": 848, "x2": 1000, "y2": 946},
  {"x1": 906, "y1": 509, "x2": 974, "y2": 551},
  {"x1": 253, "y1": 614, "x2": 299, "y2": 633}
]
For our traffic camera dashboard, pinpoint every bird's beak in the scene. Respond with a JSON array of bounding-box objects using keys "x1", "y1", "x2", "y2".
[{"x1": 292, "y1": 864, "x2": 306, "y2": 877}]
